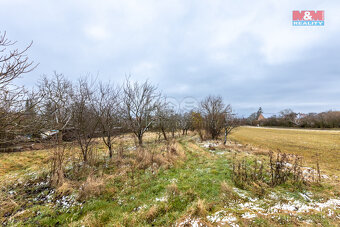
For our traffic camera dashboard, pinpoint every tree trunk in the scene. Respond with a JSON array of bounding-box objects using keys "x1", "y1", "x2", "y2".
[
  {"x1": 198, "y1": 130, "x2": 203, "y2": 141},
  {"x1": 57, "y1": 130, "x2": 63, "y2": 144},
  {"x1": 223, "y1": 129, "x2": 227, "y2": 145},
  {"x1": 138, "y1": 135, "x2": 143, "y2": 146},
  {"x1": 108, "y1": 145, "x2": 113, "y2": 158},
  {"x1": 161, "y1": 128, "x2": 167, "y2": 141},
  {"x1": 107, "y1": 135, "x2": 113, "y2": 158},
  {"x1": 83, "y1": 143, "x2": 89, "y2": 163},
  {"x1": 83, "y1": 152, "x2": 88, "y2": 163}
]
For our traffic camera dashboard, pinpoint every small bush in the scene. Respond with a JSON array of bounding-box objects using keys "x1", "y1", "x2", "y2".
[{"x1": 232, "y1": 152, "x2": 308, "y2": 193}]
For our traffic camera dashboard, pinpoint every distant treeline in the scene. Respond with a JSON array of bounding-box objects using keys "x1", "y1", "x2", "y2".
[{"x1": 247, "y1": 108, "x2": 340, "y2": 128}]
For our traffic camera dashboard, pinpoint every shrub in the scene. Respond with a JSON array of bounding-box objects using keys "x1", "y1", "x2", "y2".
[{"x1": 232, "y1": 152, "x2": 308, "y2": 193}]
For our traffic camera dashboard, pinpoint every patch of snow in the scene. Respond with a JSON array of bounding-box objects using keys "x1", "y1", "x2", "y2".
[
  {"x1": 299, "y1": 192, "x2": 311, "y2": 202},
  {"x1": 170, "y1": 178, "x2": 178, "y2": 183},
  {"x1": 303, "y1": 219, "x2": 313, "y2": 224},
  {"x1": 207, "y1": 211, "x2": 239, "y2": 227},
  {"x1": 134, "y1": 204, "x2": 147, "y2": 211},
  {"x1": 199, "y1": 141, "x2": 220, "y2": 149},
  {"x1": 241, "y1": 212, "x2": 257, "y2": 219},
  {"x1": 215, "y1": 151, "x2": 227, "y2": 155},
  {"x1": 117, "y1": 198, "x2": 124, "y2": 205},
  {"x1": 238, "y1": 202, "x2": 264, "y2": 212},
  {"x1": 268, "y1": 192, "x2": 279, "y2": 200},
  {"x1": 322, "y1": 174, "x2": 329, "y2": 179},
  {"x1": 327, "y1": 209, "x2": 334, "y2": 217},
  {"x1": 177, "y1": 217, "x2": 205, "y2": 227},
  {"x1": 233, "y1": 188, "x2": 248, "y2": 199},
  {"x1": 269, "y1": 198, "x2": 340, "y2": 214},
  {"x1": 155, "y1": 196, "x2": 167, "y2": 202},
  {"x1": 127, "y1": 146, "x2": 136, "y2": 151}
]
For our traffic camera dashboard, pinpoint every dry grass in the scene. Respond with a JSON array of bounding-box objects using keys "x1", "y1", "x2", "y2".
[
  {"x1": 188, "y1": 199, "x2": 208, "y2": 217},
  {"x1": 0, "y1": 198, "x2": 18, "y2": 219},
  {"x1": 56, "y1": 181, "x2": 74, "y2": 198},
  {"x1": 145, "y1": 205, "x2": 159, "y2": 222},
  {"x1": 144, "y1": 203, "x2": 168, "y2": 223},
  {"x1": 0, "y1": 149, "x2": 49, "y2": 180},
  {"x1": 1, "y1": 132, "x2": 339, "y2": 226},
  {"x1": 166, "y1": 182, "x2": 179, "y2": 196},
  {"x1": 252, "y1": 149, "x2": 270, "y2": 156},
  {"x1": 220, "y1": 181, "x2": 238, "y2": 202},
  {"x1": 78, "y1": 175, "x2": 104, "y2": 200},
  {"x1": 230, "y1": 126, "x2": 340, "y2": 175}
]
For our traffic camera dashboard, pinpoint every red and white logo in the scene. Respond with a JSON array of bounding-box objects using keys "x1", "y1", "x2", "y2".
[{"x1": 292, "y1": 10, "x2": 324, "y2": 26}]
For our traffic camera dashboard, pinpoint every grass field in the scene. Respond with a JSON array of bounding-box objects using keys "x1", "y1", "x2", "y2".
[
  {"x1": 230, "y1": 126, "x2": 340, "y2": 175},
  {"x1": 1, "y1": 132, "x2": 340, "y2": 226}
]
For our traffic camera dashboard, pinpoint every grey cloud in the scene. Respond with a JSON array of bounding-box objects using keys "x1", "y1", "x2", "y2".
[{"x1": 1, "y1": 0, "x2": 339, "y2": 116}]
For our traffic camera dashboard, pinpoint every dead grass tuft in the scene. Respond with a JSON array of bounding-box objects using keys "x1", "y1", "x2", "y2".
[
  {"x1": 153, "y1": 153, "x2": 170, "y2": 168},
  {"x1": 122, "y1": 212, "x2": 137, "y2": 226},
  {"x1": 188, "y1": 199, "x2": 207, "y2": 217},
  {"x1": 220, "y1": 181, "x2": 239, "y2": 202},
  {"x1": 56, "y1": 181, "x2": 74, "y2": 198},
  {"x1": 145, "y1": 205, "x2": 158, "y2": 222},
  {"x1": 144, "y1": 203, "x2": 168, "y2": 223},
  {"x1": 0, "y1": 199, "x2": 19, "y2": 219},
  {"x1": 166, "y1": 182, "x2": 179, "y2": 196},
  {"x1": 78, "y1": 213, "x2": 104, "y2": 227},
  {"x1": 136, "y1": 148, "x2": 153, "y2": 170},
  {"x1": 78, "y1": 175, "x2": 104, "y2": 201}
]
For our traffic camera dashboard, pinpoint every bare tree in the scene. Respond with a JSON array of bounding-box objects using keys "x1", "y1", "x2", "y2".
[
  {"x1": 122, "y1": 78, "x2": 160, "y2": 146},
  {"x1": 72, "y1": 77, "x2": 99, "y2": 163},
  {"x1": 0, "y1": 31, "x2": 36, "y2": 88},
  {"x1": 96, "y1": 81, "x2": 122, "y2": 158},
  {"x1": 279, "y1": 109, "x2": 297, "y2": 127},
  {"x1": 200, "y1": 95, "x2": 226, "y2": 140},
  {"x1": 0, "y1": 32, "x2": 38, "y2": 147},
  {"x1": 155, "y1": 98, "x2": 173, "y2": 141},
  {"x1": 179, "y1": 112, "x2": 191, "y2": 135},
  {"x1": 39, "y1": 72, "x2": 74, "y2": 142},
  {"x1": 20, "y1": 91, "x2": 44, "y2": 137},
  {"x1": 0, "y1": 88, "x2": 41, "y2": 146},
  {"x1": 223, "y1": 106, "x2": 240, "y2": 144},
  {"x1": 191, "y1": 111, "x2": 204, "y2": 141},
  {"x1": 168, "y1": 112, "x2": 180, "y2": 138}
]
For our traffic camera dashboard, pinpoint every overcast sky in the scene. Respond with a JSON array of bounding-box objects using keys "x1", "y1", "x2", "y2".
[{"x1": 1, "y1": 0, "x2": 339, "y2": 116}]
